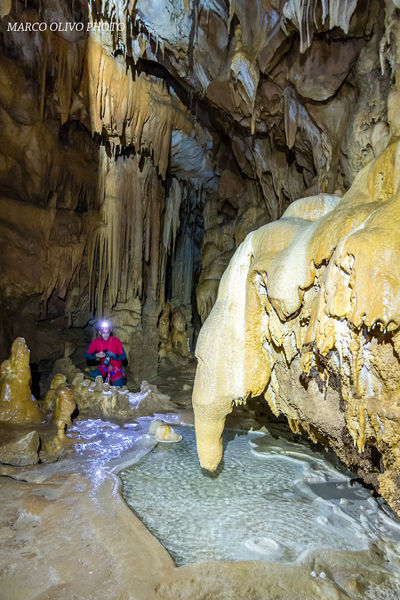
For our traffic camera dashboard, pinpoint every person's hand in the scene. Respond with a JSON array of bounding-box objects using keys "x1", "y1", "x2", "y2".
[
  {"x1": 107, "y1": 352, "x2": 117, "y2": 359},
  {"x1": 96, "y1": 352, "x2": 106, "y2": 359}
]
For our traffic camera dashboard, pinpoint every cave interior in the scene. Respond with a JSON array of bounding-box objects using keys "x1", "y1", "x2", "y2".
[{"x1": 1, "y1": 0, "x2": 400, "y2": 598}]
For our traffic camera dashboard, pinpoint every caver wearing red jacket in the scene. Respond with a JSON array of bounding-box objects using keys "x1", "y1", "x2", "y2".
[{"x1": 85, "y1": 322, "x2": 126, "y2": 387}]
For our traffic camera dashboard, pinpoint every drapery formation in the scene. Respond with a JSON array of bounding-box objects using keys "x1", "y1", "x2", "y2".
[{"x1": 193, "y1": 141, "x2": 400, "y2": 515}]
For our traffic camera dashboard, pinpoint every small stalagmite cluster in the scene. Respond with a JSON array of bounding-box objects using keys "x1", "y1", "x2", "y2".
[{"x1": 0, "y1": 333, "x2": 184, "y2": 465}]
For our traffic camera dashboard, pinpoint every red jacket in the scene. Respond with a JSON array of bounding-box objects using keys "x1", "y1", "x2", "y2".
[{"x1": 85, "y1": 336, "x2": 126, "y2": 370}]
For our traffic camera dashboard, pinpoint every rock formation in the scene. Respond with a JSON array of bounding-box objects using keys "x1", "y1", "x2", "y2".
[
  {"x1": 0, "y1": 338, "x2": 43, "y2": 424},
  {"x1": 0, "y1": 430, "x2": 40, "y2": 466},
  {"x1": 42, "y1": 373, "x2": 68, "y2": 412},
  {"x1": 158, "y1": 302, "x2": 190, "y2": 359},
  {"x1": 193, "y1": 140, "x2": 400, "y2": 515},
  {"x1": 0, "y1": 338, "x2": 76, "y2": 464},
  {"x1": 53, "y1": 386, "x2": 76, "y2": 439},
  {"x1": 154, "y1": 424, "x2": 182, "y2": 442},
  {"x1": 148, "y1": 419, "x2": 183, "y2": 442},
  {"x1": 45, "y1": 354, "x2": 188, "y2": 419},
  {"x1": 171, "y1": 307, "x2": 189, "y2": 357}
]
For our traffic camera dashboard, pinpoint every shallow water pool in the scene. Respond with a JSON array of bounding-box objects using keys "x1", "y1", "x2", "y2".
[{"x1": 120, "y1": 426, "x2": 400, "y2": 570}]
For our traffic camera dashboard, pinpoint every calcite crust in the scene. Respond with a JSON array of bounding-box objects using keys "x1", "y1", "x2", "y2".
[{"x1": 193, "y1": 141, "x2": 400, "y2": 515}]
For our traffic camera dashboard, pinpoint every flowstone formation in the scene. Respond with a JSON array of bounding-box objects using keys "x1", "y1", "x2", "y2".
[{"x1": 193, "y1": 141, "x2": 400, "y2": 515}]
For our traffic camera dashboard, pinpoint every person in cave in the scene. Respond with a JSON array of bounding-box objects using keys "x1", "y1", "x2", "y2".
[{"x1": 85, "y1": 321, "x2": 127, "y2": 387}]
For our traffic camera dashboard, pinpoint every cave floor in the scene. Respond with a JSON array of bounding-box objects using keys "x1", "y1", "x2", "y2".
[{"x1": 0, "y1": 365, "x2": 398, "y2": 599}]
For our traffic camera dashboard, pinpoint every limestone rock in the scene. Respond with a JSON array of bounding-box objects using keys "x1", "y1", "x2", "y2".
[
  {"x1": 148, "y1": 419, "x2": 182, "y2": 443},
  {"x1": 0, "y1": 338, "x2": 43, "y2": 425},
  {"x1": 154, "y1": 424, "x2": 182, "y2": 443},
  {"x1": 149, "y1": 419, "x2": 166, "y2": 435},
  {"x1": 54, "y1": 386, "x2": 76, "y2": 439},
  {"x1": 288, "y1": 38, "x2": 363, "y2": 102},
  {"x1": 131, "y1": 381, "x2": 174, "y2": 415},
  {"x1": 39, "y1": 436, "x2": 65, "y2": 464},
  {"x1": 42, "y1": 373, "x2": 68, "y2": 412},
  {"x1": 193, "y1": 142, "x2": 400, "y2": 515},
  {"x1": 0, "y1": 430, "x2": 39, "y2": 466}
]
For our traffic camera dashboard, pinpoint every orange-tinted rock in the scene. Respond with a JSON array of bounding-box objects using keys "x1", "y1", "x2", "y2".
[{"x1": 0, "y1": 338, "x2": 43, "y2": 425}]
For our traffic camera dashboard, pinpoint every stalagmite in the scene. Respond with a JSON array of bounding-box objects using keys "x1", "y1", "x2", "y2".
[
  {"x1": 158, "y1": 301, "x2": 172, "y2": 359},
  {"x1": 0, "y1": 338, "x2": 43, "y2": 424},
  {"x1": 54, "y1": 386, "x2": 76, "y2": 439},
  {"x1": 171, "y1": 307, "x2": 189, "y2": 357},
  {"x1": 42, "y1": 374, "x2": 68, "y2": 412},
  {"x1": 154, "y1": 423, "x2": 182, "y2": 442}
]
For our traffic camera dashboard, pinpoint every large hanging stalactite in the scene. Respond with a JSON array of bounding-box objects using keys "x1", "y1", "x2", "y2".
[{"x1": 192, "y1": 140, "x2": 400, "y2": 515}]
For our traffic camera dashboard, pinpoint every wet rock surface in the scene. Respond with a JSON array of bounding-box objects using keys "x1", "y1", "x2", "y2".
[
  {"x1": 0, "y1": 416, "x2": 172, "y2": 600},
  {"x1": 1, "y1": 414, "x2": 399, "y2": 600}
]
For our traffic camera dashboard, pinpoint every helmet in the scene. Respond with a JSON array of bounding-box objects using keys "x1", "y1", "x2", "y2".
[{"x1": 98, "y1": 320, "x2": 111, "y2": 333}]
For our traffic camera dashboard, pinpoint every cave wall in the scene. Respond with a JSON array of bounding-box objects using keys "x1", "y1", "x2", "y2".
[
  {"x1": 192, "y1": 0, "x2": 391, "y2": 322},
  {"x1": 0, "y1": 0, "x2": 97, "y2": 364}
]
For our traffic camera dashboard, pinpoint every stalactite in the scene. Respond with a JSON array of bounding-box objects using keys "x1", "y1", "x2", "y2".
[
  {"x1": 326, "y1": 0, "x2": 358, "y2": 34},
  {"x1": 83, "y1": 39, "x2": 192, "y2": 179},
  {"x1": 88, "y1": 149, "x2": 166, "y2": 316},
  {"x1": 37, "y1": 30, "x2": 87, "y2": 124},
  {"x1": 39, "y1": 51, "x2": 47, "y2": 121},
  {"x1": 282, "y1": 0, "x2": 313, "y2": 54},
  {"x1": 282, "y1": 0, "x2": 359, "y2": 53},
  {"x1": 230, "y1": 24, "x2": 260, "y2": 135},
  {"x1": 163, "y1": 178, "x2": 182, "y2": 253},
  {"x1": 51, "y1": 35, "x2": 86, "y2": 124},
  {"x1": 283, "y1": 86, "x2": 326, "y2": 172}
]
